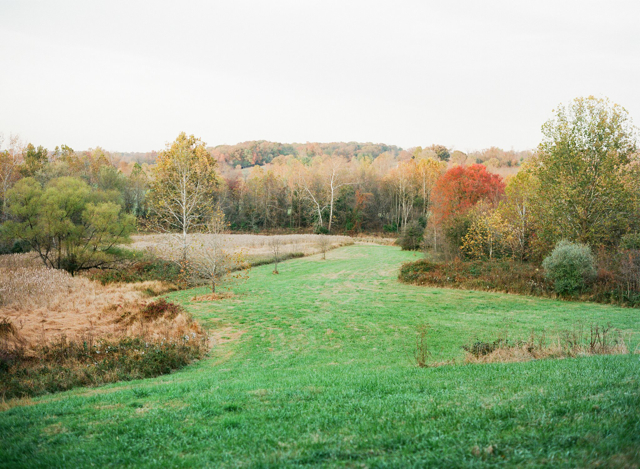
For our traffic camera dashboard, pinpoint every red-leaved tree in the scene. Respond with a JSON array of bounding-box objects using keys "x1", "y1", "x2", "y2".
[
  {"x1": 427, "y1": 164, "x2": 506, "y2": 255},
  {"x1": 432, "y1": 164, "x2": 506, "y2": 226}
]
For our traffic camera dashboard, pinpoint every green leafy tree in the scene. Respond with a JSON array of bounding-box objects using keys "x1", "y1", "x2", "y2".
[
  {"x1": 20, "y1": 143, "x2": 48, "y2": 177},
  {"x1": 534, "y1": 96, "x2": 639, "y2": 250},
  {"x1": 2, "y1": 177, "x2": 135, "y2": 275}
]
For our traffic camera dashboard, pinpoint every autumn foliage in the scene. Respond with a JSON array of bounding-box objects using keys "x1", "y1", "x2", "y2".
[{"x1": 431, "y1": 164, "x2": 506, "y2": 226}]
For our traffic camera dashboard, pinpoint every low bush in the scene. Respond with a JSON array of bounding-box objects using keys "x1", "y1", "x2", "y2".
[
  {"x1": 542, "y1": 241, "x2": 596, "y2": 295},
  {"x1": 399, "y1": 256, "x2": 640, "y2": 307},
  {"x1": 0, "y1": 335, "x2": 207, "y2": 400},
  {"x1": 249, "y1": 252, "x2": 305, "y2": 268},
  {"x1": 399, "y1": 258, "x2": 552, "y2": 296},
  {"x1": 1, "y1": 293, "x2": 208, "y2": 399},
  {"x1": 397, "y1": 221, "x2": 424, "y2": 251},
  {"x1": 140, "y1": 298, "x2": 183, "y2": 320},
  {"x1": 90, "y1": 256, "x2": 183, "y2": 286},
  {"x1": 620, "y1": 232, "x2": 640, "y2": 250}
]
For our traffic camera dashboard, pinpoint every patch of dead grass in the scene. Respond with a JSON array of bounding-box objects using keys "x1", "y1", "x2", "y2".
[{"x1": 191, "y1": 292, "x2": 236, "y2": 302}]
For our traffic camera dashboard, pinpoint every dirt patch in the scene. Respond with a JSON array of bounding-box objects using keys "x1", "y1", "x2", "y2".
[
  {"x1": 209, "y1": 327, "x2": 247, "y2": 347},
  {"x1": 191, "y1": 292, "x2": 236, "y2": 302}
]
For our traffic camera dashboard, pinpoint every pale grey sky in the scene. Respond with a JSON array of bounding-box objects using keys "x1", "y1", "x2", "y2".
[{"x1": 1, "y1": 0, "x2": 639, "y2": 153}]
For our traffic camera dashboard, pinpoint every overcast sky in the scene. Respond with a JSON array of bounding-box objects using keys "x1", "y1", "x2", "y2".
[{"x1": 1, "y1": 0, "x2": 639, "y2": 153}]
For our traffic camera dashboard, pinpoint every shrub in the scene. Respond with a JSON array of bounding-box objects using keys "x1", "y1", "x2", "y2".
[
  {"x1": 414, "y1": 323, "x2": 432, "y2": 367},
  {"x1": 383, "y1": 223, "x2": 398, "y2": 233},
  {"x1": 0, "y1": 335, "x2": 207, "y2": 399},
  {"x1": 90, "y1": 257, "x2": 182, "y2": 286},
  {"x1": 542, "y1": 241, "x2": 596, "y2": 295},
  {"x1": 140, "y1": 298, "x2": 184, "y2": 320},
  {"x1": 397, "y1": 221, "x2": 424, "y2": 251},
  {"x1": 620, "y1": 232, "x2": 640, "y2": 250}
]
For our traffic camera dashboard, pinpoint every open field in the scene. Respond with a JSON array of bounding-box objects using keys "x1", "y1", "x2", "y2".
[
  {"x1": 128, "y1": 233, "x2": 358, "y2": 264},
  {"x1": 1, "y1": 245, "x2": 639, "y2": 467}
]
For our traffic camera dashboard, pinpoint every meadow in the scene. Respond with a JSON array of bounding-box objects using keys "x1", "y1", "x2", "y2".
[
  {"x1": 1, "y1": 245, "x2": 639, "y2": 468},
  {"x1": 128, "y1": 233, "x2": 365, "y2": 265}
]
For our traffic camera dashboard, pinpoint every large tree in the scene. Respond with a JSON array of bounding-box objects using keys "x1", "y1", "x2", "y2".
[
  {"x1": 2, "y1": 177, "x2": 135, "y2": 275},
  {"x1": 147, "y1": 133, "x2": 218, "y2": 261},
  {"x1": 534, "y1": 96, "x2": 639, "y2": 249}
]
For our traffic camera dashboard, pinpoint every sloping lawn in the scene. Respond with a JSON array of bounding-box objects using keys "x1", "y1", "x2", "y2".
[{"x1": 1, "y1": 245, "x2": 638, "y2": 468}]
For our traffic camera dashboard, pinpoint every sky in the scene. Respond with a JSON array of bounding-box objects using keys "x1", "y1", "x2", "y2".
[{"x1": 1, "y1": 0, "x2": 639, "y2": 153}]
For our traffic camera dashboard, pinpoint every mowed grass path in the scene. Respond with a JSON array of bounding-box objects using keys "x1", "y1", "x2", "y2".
[{"x1": 1, "y1": 245, "x2": 639, "y2": 468}]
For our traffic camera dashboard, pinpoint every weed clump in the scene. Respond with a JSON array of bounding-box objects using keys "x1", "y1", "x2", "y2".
[
  {"x1": 414, "y1": 323, "x2": 432, "y2": 367},
  {"x1": 461, "y1": 323, "x2": 629, "y2": 364},
  {"x1": 140, "y1": 298, "x2": 183, "y2": 320}
]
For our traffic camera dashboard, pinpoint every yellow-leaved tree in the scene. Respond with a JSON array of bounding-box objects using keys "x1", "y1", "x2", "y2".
[{"x1": 147, "y1": 133, "x2": 219, "y2": 262}]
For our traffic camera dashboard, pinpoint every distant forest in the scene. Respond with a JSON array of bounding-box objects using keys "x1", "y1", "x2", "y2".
[{"x1": 114, "y1": 140, "x2": 532, "y2": 169}]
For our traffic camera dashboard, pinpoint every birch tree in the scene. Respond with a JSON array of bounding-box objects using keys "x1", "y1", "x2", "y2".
[{"x1": 148, "y1": 133, "x2": 218, "y2": 262}]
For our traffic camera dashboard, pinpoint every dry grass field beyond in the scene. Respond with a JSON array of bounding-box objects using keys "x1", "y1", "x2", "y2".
[{"x1": 128, "y1": 233, "x2": 363, "y2": 263}]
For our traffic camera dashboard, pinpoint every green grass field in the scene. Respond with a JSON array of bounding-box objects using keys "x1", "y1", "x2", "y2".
[{"x1": 1, "y1": 245, "x2": 639, "y2": 468}]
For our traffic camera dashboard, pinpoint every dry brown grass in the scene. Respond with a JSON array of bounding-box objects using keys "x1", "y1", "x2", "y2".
[
  {"x1": 461, "y1": 324, "x2": 631, "y2": 365},
  {"x1": 191, "y1": 292, "x2": 236, "y2": 302},
  {"x1": 128, "y1": 233, "x2": 355, "y2": 263},
  {"x1": 0, "y1": 253, "x2": 194, "y2": 353}
]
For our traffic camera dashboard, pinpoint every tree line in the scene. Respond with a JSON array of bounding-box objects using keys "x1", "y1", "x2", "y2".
[{"x1": 2, "y1": 96, "x2": 638, "y2": 275}]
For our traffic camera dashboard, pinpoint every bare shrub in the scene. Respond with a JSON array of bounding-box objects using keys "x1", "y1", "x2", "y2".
[
  {"x1": 269, "y1": 236, "x2": 283, "y2": 273},
  {"x1": 414, "y1": 323, "x2": 432, "y2": 367},
  {"x1": 316, "y1": 235, "x2": 331, "y2": 260}
]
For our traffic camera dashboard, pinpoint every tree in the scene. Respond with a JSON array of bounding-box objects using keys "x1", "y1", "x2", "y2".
[
  {"x1": 20, "y1": 143, "x2": 48, "y2": 178},
  {"x1": 2, "y1": 177, "x2": 135, "y2": 275},
  {"x1": 461, "y1": 203, "x2": 511, "y2": 260},
  {"x1": 147, "y1": 133, "x2": 218, "y2": 262},
  {"x1": 429, "y1": 164, "x2": 505, "y2": 255},
  {"x1": 300, "y1": 155, "x2": 354, "y2": 232},
  {"x1": 123, "y1": 163, "x2": 148, "y2": 217},
  {"x1": 398, "y1": 220, "x2": 424, "y2": 251},
  {"x1": 316, "y1": 235, "x2": 331, "y2": 260},
  {"x1": 498, "y1": 167, "x2": 540, "y2": 261},
  {"x1": 384, "y1": 160, "x2": 419, "y2": 230},
  {"x1": 450, "y1": 150, "x2": 467, "y2": 166},
  {"x1": 269, "y1": 236, "x2": 283, "y2": 273},
  {"x1": 428, "y1": 144, "x2": 451, "y2": 162},
  {"x1": 534, "y1": 96, "x2": 639, "y2": 249},
  {"x1": 415, "y1": 157, "x2": 446, "y2": 218},
  {"x1": 188, "y1": 208, "x2": 248, "y2": 293},
  {"x1": 431, "y1": 164, "x2": 506, "y2": 227}
]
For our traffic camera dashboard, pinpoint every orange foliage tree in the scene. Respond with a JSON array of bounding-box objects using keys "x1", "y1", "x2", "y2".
[
  {"x1": 431, "y1": 164, "x2": 506, "y2": 227},
  {"x1": 429, "y1": 164, "x2": 506, "y2": 253}
]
